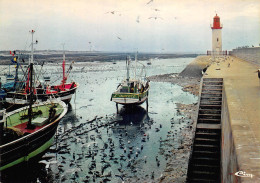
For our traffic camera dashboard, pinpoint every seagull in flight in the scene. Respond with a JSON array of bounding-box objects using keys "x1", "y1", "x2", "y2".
[
  {"x1": 117, "y1": 36, "x2": 122, "y2": 40},
  {"x1": 146, "y1": 0, "x2": 153, "y2": 5},
  {"x1": 152, "y1": 8, "x2": 160, "y2": 11},
  {"x1": 106, "y1": 11, "x2": 114, "y2": 14},
  {"x1": 148, "y1": 16, "x2": 163, "y2": 20},
  {"x1": 136, "y1": 16, "x2": 140, "y2": 23},
  {"x1": 105, "y1": 11, "x2": 122, "y2": 16}
]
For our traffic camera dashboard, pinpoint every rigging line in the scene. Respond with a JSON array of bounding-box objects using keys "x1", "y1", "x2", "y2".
[
  {"x1": 51, "y1": 90, "x2": 57, "y2": 99},
  {"x1": 15, "y1": 64, "x2": 30, "y2": 92},
  {"x1": 37, "y1": 62, "x2": 44, "y2": 79},
  {"x1": 38, "y1": 63, "x2": 45, "y2": 81},
  {"x1": 5, "y1": 100, "x2": 17, "y2": 111},
  {"x1": 34, "y1": 88, "x2": 39, "y2": 103},
  {"x1": 49, "y1": 77, "x2": 60, "y2": 85},
  {"x1": 18, "y1": 64, "x2": 27, "y2": 85},
  {"x1": 33, "y1": 64, "x2": 43, "y2": 84},
  {"x1": 21, "y1": 65, "x2": 29, "y2": 81}
]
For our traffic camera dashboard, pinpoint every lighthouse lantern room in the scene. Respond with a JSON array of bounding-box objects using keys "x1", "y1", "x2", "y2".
[{"x1": 211, "y1": 14, "x2": 222, "y2": 55}]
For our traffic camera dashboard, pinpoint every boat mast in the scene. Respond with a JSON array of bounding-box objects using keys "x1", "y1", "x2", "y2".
[
  {"x1": 29, "y1": 30, "x2": 35, "y2": 64},
  {"x1": 13, "y1": 52, "x2": 20, "y2": 90},
  {"x1": 61, "y1": 43, "x2": 66, "y2": 89},
  {"x1": 27, "y1": 62, "x2": 34, "y2": 129},
  {"x1": 25, "y1": 30, "x2": 37, "y2": 94},
  {"x1": 126, "y1": 56, "x2": 130, "y2": 83},
  {"x1": 135, "y1": 52, "x2": 137, "y2": 80},
  {"x1": 27, "y1": 30, "x2": 36, "y2": 129}
]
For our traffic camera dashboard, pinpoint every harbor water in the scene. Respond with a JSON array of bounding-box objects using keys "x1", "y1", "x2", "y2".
[{"x1": 1, "y1": 57, "x2": 198, "y2": 182}]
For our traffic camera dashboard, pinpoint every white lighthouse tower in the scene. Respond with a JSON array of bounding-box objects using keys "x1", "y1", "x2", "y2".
[{"x1": 211, "y1": 14, "x2": 222, "y2": 55}]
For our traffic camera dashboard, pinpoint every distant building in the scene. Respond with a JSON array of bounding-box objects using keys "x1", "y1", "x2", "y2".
[{"x1": 207, "y1": 14, "x2": 227, "y2": 56}]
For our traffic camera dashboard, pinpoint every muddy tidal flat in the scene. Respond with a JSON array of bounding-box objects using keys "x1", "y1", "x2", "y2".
[{"x1": 1, "y1": 56, "x2": 205, "y2": 183}]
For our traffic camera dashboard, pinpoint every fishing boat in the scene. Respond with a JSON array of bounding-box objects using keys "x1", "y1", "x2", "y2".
[
  {"x1": 46, "y1": 44, "x2": 79, "y2": 104},
  {"x1": 0, "y1": 99, "x2": 67, "y2": 171},
  {"x1": 111, "y1": 54, "x2": 150, "y2": 110},
  {"x1": 0, "y1": 62, "x2": 68, "y2": 171},
  {"x1": 5, "y1": 30, "x2": 78, "y2": 107}
]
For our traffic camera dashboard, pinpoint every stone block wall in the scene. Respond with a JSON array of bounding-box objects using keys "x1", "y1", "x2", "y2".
[
  {"x1": 229, "y1": 47, "x2": 260, "y2": 66},
  {"x1": 221, "y1": 86, "x2": 239, "y2": 183}
]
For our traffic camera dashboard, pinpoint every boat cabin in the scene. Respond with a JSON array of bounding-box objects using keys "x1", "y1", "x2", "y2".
[{"x1": 117, "y1": 80, "x2": 146, "y2": 94}]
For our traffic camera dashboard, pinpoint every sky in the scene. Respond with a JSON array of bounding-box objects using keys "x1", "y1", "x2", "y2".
[{"x1": 0, "y1": 0, "x2": 259, "y2": 53}]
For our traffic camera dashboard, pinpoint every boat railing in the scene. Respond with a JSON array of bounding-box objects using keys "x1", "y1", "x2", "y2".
[
  {"x1": 113, "y1": 89, "x2": 148, "y2": 96},
  {"x1": 1, "y1": 101, "x2": 67, "y2": 149}
]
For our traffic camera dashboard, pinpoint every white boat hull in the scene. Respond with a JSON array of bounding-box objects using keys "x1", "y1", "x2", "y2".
[{"x1": 112, "y1": 95, "x2": 147, "y2": 105}]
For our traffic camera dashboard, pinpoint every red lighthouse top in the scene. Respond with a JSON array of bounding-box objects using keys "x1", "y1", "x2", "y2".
[{"x1": 211, "y1": 14, "x2": 222, "y2": 29}]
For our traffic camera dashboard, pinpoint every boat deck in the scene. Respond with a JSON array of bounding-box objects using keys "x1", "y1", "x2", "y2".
[{"x1": 14, "y1": 122, "x2": 45, "y2": 134}]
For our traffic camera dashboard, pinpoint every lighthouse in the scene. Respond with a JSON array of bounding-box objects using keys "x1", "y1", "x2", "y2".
[{"x1": 211, "y1": 14, "x2": 222, "y2": 55}]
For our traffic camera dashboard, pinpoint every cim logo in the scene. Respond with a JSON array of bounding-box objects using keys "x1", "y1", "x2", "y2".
[{"x1": 234, "y1": 171, "x2": 254, "y2": 178}]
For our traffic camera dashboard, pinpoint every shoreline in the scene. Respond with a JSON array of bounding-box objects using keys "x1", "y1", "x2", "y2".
[
  {"x1": 148, "y1": 56, "x2": 211, "y2": 182},
  {"x1": 0, "y1": 52, "x2": 199, "y2": 65}
]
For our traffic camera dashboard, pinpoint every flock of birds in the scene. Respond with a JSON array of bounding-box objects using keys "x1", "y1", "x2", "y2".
[
  {"x1": 38, "y1": 108, "x2": 192, "y2": 183},
  {"x1": 19, "y1": 61, "x2": 195, "y2": 183},
  {"x1": 1, "y1": 59, "x2": 196, "y2": 182},
  {"x1": 104, "y1": 0, "x2": 170, "y2": 42},
  {"x1": 106, "y1": 3, "x2": 164, "y2": 23}
]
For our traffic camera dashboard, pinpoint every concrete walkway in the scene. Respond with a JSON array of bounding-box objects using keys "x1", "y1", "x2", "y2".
[{"x1": 204, "y1": 56, "x2": 260, "y2": 182}]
